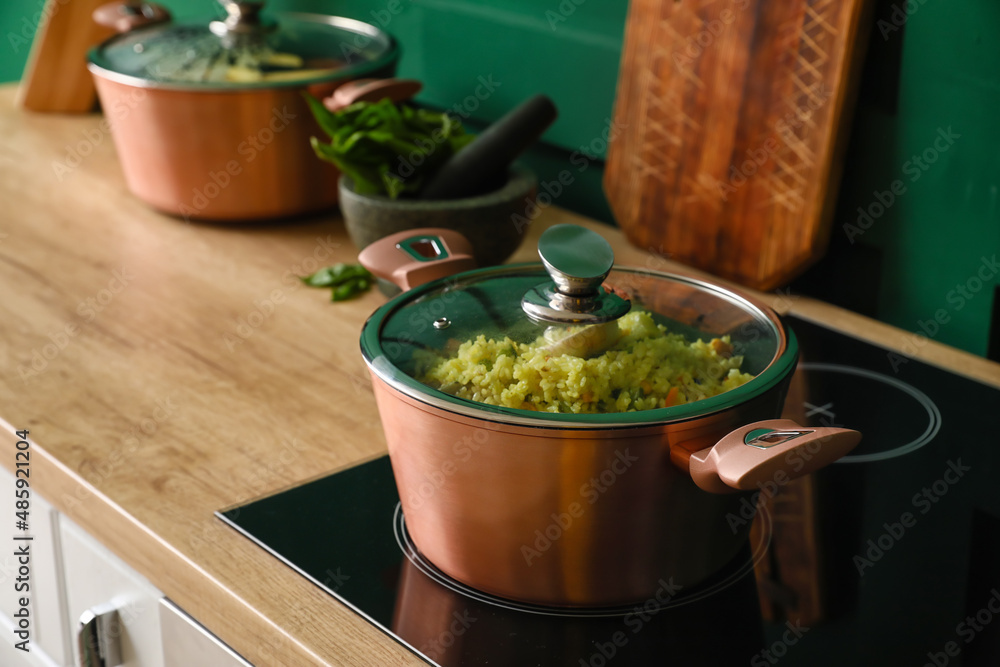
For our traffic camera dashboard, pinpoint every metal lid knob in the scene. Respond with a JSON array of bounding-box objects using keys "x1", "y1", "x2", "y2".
[
  {"x1": 210, "y1": 0, "x2": 269, "y2": 36},
  {"x1": 538, "y1": 224, "x2": 614, "y2": 296},
  {"x1": 522, "y1": 224, "x2": 630, "y2": 324}
]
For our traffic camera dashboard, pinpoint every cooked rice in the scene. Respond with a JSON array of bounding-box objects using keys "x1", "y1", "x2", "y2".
[{"x1": 414, "y1": 310, "x2": 752, "y2": 414}]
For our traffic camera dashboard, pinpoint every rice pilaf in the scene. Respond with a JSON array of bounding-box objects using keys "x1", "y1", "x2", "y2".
[{"x1": 415, "y1": 310, "x2": 753, "y2": 414}]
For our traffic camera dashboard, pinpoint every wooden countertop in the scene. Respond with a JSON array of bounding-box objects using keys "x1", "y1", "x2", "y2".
[{"x1": 1, "y1": 84, "x2": 998, "y2": 666}]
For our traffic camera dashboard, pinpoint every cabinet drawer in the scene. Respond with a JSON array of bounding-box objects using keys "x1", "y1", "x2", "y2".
[
  {"x1": 0, "y1": 466, "x2": 70, "y2": 666},
  {"x1": 0, "y1": 632, "x2": 63, "y2": 667},
  {"x1": 60, "y1": 518, "x2": 164, "y2": 667},
  {"x1": 160, "y1": 599, "x2": 252, "y2": 667}
]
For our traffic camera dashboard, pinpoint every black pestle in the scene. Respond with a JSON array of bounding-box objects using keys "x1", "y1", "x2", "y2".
[{"x1": 418, "y1": 94, "x2": 558, "y2": 201}]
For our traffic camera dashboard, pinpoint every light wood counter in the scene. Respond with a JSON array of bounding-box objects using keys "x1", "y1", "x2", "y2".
[{"x1": 1, "y1": 84, "x2": 998, "y2": 666}]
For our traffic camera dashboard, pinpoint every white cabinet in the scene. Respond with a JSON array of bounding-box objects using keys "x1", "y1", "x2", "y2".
[
  {"x1": 0, "y1": 466, "x2": 70, "y2": 665},
  {"x1": 160, "y1": 599, "x2": 251, "y2": 667},
  {"x1": 60, "y1": 518, "x2": 165, "y2": 667},
  {"x1": 0, "y1": 467, "x2": 251, "y2": 667},
  {"x1": 0, "y1": 631, "x2": 62, "y2": 667}
]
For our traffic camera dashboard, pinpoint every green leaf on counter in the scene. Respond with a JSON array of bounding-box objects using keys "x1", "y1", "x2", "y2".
[
  {"x1": 300, "y1": 265, "x2": 338, "y2": 287},
  {"x1": 301, "y1": 263, "x2": 358, "y2": 286},
  {"x1": 301, "y1": 264, "x2": 374, "y2": 302},
  {"x1": 332, "y1": 276, "x2": 372, "y2": 301}
]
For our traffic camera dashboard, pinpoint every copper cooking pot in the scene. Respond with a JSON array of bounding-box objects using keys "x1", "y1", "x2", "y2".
[
  {"x1": 359, "y1": 225, "x2": 861, "y2": 607},
  {"x1": 86, "y1": 0, "x2": 398, "y2": 221}
]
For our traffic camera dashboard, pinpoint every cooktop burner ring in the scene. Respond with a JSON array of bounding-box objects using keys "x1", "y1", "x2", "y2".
[
  {"x1": 798, "y1": 363, "x2": 942, "y2": 463},
  {"x1": 392, "y1": 501, "x2": 773, "y2": 618}
]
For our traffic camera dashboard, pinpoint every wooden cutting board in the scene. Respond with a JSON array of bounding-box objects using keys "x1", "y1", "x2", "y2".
[
  {"x1": 604, "y1": 0, "x2": 872, "y2": 291},
  {"x1": 17, "y1": 0, "x2": 116, "y2": 112}
]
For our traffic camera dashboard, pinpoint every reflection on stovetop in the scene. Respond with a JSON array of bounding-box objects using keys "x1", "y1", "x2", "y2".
[
  {"x1": 218, "y1": 316, "x2": 1000, "y2": 666},
  {"x1": 392, "y1": 528, "x2": 764, "y2": 666},
  {"x1": 390, "y1": 497, "x2": 775, "y2": 664},
  {"x1": 392, "y1": 500, "x2": 773, "y2": 619}
]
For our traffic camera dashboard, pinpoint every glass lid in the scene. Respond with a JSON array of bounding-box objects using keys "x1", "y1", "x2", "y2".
[
  {"x1": 88, "y1": 0, "x2": 397, "y2": 88},
  {"x1": 361, "y1": 225, "x2": 795, "y2": 424}
]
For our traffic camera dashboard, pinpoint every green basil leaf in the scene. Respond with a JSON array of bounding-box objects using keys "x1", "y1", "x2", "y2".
[
  {"x1": 302, "y1": 93, "x2": 342, "y2": 140},
  {"x1": 332, "y1": 277, "x2": 367, "y2": 301},
  {"x1": 305, "y1": 98, "x2": 475, "y2": 199},
  {"x1": 301, "y1": 265, "x2": 337, "y2": 287},
  {"x1": 301, "y1": 264, "x2": 373, "y2": 289}
]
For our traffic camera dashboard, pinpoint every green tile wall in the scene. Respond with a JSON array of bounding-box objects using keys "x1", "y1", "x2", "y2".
[{"x1": 830, "y1": 1, "x2": 1000, "y2": 357}]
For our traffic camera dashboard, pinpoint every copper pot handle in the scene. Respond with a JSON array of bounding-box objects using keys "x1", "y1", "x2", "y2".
[
  {"x1": 324, "y1": 78, "x2": 423, "y2": 112},
  {"x1": 688, "y1": 419, "x2": 861, "y2": 494},
  {"x1": 93, "y1": 1, "x2": 171, "y2": 33},
  {"x1": 357, "y1": 228, "x2": 477, "y2": 291}
]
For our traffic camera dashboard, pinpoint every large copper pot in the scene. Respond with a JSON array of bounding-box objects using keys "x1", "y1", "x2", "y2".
[
  {"x1": 86, "y1": 0, "x2": 398, "y2": 221},
  {"x1": 359, "y1": 225, "x2": 860, "y2": 607}
]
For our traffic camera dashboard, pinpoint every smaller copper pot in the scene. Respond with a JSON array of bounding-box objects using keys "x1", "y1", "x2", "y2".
[
  {"x1": 87, "y1": 1, "x2": 398, "y2": 221},
  {"x1": 359, "y1": 225, "x2": 861, "y2": 606}
]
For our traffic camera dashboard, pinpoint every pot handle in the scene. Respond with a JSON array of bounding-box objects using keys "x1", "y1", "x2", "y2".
[
  {"x1": 324, "y1": 78, "x2": 423, "y2": 112},
  {"x1": 93, "y1": 1, "x2": 171, "y2": 33},
  {"x1": 687, "y1": 419, "x2": 861, "y2": 494},
  {"x1": 358, "y1": 228, "x2": 477, "y2": 291}
]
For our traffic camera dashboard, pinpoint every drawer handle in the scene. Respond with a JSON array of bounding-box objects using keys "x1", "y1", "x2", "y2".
[{"x1": 78, "y1": 603, "x2": 123, "y2": 667}]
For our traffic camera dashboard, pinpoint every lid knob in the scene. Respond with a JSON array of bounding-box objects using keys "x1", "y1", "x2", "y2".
[
  {"x1": 522, "y1": 224, "x2": 630, "y2": 324},
  {"x1": 210, "y1": 0, "x2": 269, "y2": 36},
  {"x1": 538, "y1": 224, "x2": 614, "y2": 297}
]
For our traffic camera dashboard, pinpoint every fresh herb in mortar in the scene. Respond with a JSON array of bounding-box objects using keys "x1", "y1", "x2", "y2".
[
  {"x1": 305, "y1": 95, "x2": 475, "y2": 199},
  {"x1": 301, "y1": 263, "x2": 374, "y2": 301}
]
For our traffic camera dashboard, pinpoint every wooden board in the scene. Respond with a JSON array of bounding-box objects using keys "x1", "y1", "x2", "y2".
[
  {"x1": 17, "y1": 0, "x2": 114, "y2": 112},
  {"x1": 604, "y1": 0, "x2": 873, "y2": 290}
]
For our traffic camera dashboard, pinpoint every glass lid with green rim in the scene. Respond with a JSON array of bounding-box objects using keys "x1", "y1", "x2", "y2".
[
  {"x1": 88, "y1": 0, "x2": 397, "y2": 88},
  {"x1": 361, "y1": 224, "x2": 796, "y2": 424}
]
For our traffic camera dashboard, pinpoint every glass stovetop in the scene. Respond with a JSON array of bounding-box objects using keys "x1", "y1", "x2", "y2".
[{"x1": 218, "y1": 316, "x2": 1000, "y2": 666}]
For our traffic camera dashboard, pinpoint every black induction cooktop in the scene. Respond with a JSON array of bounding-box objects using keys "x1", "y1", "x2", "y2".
[{"x1": 218, "y1": 316, "x2": 1000, "y2": 666}]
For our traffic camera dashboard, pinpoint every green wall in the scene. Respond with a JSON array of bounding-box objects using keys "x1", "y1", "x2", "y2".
[
  {"x1": 3, "y1": 0, "x2": 998, "y2": 358},
  {"x1": 828, "y1": 0, "x2": 1000, "y2": 358}
]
